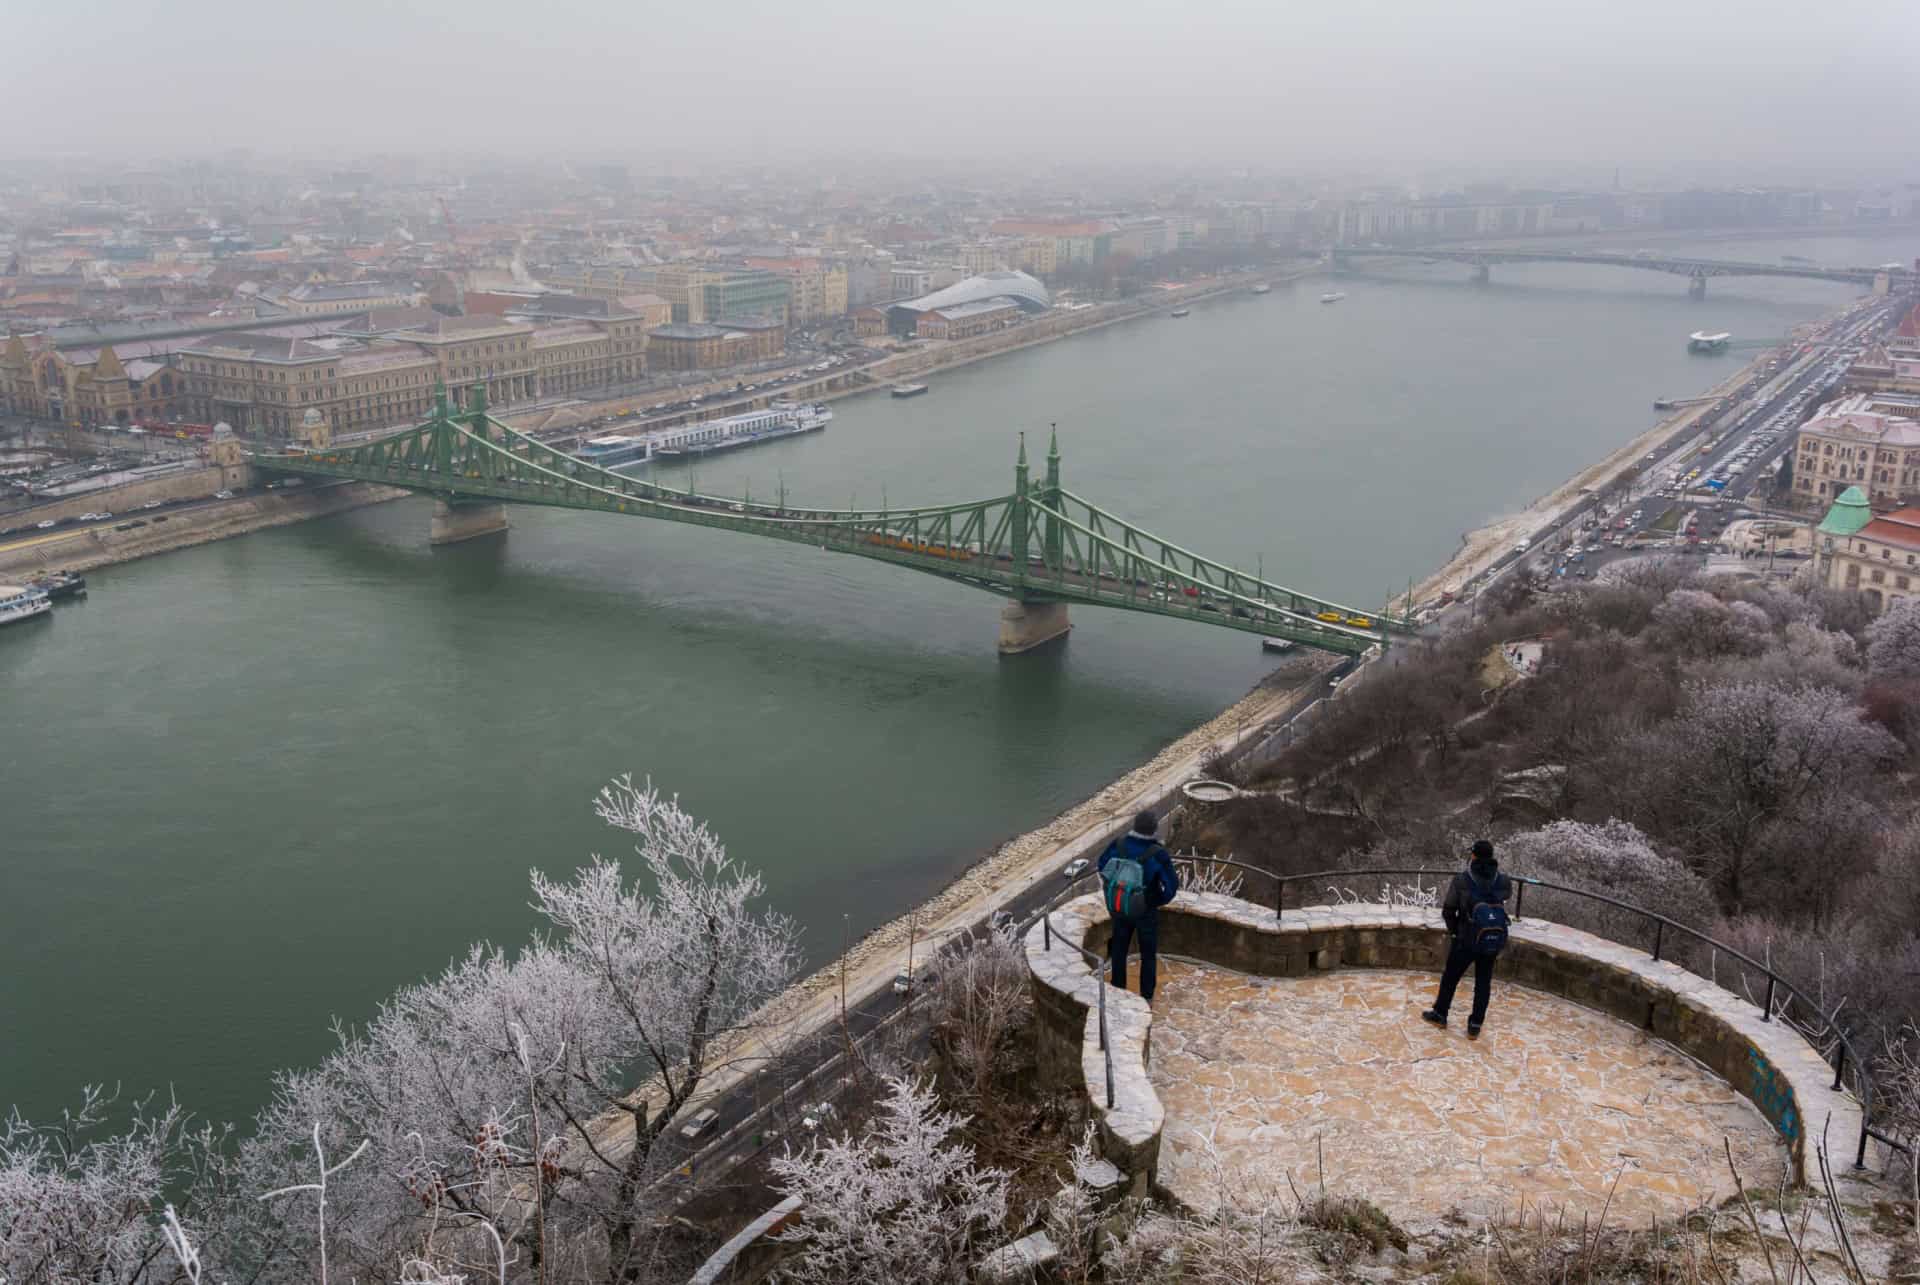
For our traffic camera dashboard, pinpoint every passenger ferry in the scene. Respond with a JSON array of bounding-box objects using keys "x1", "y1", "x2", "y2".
[
  {"x1": 0, "y1": 583, "x2": 53, "y2": 627},
  {"x1": 651, "y1": 402, "x2": 832, "y2": 458},
  {"x1": 576, "y1": 434, "x2": 652, "y2": 468},
  {"x1": 1320, "y1": 291, "x2": 1347, "y2": 304},
  {"x1": 1688, "y1": 331, "x2": 1731, "y2": 353}
]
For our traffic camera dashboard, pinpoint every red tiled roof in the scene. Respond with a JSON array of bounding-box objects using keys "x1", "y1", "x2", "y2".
[{"x1": 1859, "y1": 509, "x2": 1920, "y2": 550}]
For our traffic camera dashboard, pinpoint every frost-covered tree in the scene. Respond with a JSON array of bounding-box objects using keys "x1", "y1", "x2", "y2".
[
  {"x1": 211, "y1": 776, "x2": 801, "y2": 1285},
  {"x1": 0, "y1": 1089, "x2": 211, "y2": 1285},
  {"x1": 1496, "y1": 818, "x2": 1720, "y2": 949},
  {"x1": 1625, "y1": 681, "x2": 1898, "y2": 911},
  {"x1": 1866, "y1": 596, "x2": 1920, "y2": 680},
  {"x1": 769, "y1": 1077, "x2": 1009, "y2": 1285},
  {"x1": 1649, "y1": 588, "x2": 1771, "y2": 658}
]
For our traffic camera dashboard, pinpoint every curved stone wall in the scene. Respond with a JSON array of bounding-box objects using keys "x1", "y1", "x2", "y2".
[{"x1": 1025, "y1": 893, "x2": 1868, "y2": 1196}]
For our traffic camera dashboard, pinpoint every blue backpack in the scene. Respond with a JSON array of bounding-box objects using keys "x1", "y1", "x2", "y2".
[
  {"x1": 1102, "y1": 844, "x2": 1158, "y2": 922},
  {"x1": 1466, "y1": 872, "x2": 1510, "y2": 957}
]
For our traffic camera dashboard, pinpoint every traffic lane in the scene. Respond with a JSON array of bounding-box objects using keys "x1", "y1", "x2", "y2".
[{"x1": 0, "y1": 482, "x2": 352, "y2": 554}]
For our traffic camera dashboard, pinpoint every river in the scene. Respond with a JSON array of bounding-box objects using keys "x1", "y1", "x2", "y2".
[{"x1": 3, "y1": 228, "x2": 1913, "y2": 1127}]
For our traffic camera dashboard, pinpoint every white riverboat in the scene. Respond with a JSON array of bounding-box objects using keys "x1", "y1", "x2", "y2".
[
  {"x1": 650, "y1": 402, "x2": 833, "y2": 458},
  {"x1": 0, "y1": 583, "x2": 53, "y2": 628},
  {"x1": 1320, "y1": 291, "x2": 1347, "y2": 304}
]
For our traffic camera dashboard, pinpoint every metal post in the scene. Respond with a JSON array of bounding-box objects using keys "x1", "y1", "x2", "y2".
[
  {"x1": 1097, "y1": 967, "x2": 1107, "y2": 1053},
  {"x1": 1831, "y1": 1042, "x2": 1846, "y2": 1092},
  {"x1": 1855, "y1": 1121, "x2": 1869, "y2": 1170},
  {"x1": 1043, "y1": 917, "x2": 1051, "y2": 951},
  {"x1": 1652, "y1": 919, "x2": 1664, "y2": 963},
  {"x1": 1762, "y1": 975, "x2": 1776, "y2": 1022},
  {"x1": 1513, "y1": 880, "x2": 1525, "y2": 921},
  {"x1": 1276, "y1": 879, "x2": 1285, "y2": 921}
]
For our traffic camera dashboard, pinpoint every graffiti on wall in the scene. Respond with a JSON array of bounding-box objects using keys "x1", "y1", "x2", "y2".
[{"x1": 1747, "y1": 1046, "x2": 1800, "y2": 1141}]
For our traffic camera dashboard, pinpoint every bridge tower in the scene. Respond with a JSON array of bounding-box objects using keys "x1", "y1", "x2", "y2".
[
  {"x1": 997, "y1": 432, "x2": 1071, "y2": 654},
  {"x1": 428, "y1": 384, "x2": 511, "y2": 545},
  {"x1": 1688, "y1": 271, "x2": 1708, "y2": 300}
]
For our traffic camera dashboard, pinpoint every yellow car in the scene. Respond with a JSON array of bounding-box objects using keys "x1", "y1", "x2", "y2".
[
  {"x1": 1315, "y1": 610, "x2": 1343, "y2": 623},
  {"x1": 1345, "y1": 615, "x2": 1374, "y2": 628}
]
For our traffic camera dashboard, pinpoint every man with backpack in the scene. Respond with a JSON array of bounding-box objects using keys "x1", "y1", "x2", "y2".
[
  {"x1": 1421, "y1": 838, "x2": 1512, "y2": 1039},
  {"x1": 1098, "y1": 810, "x2": 1181, "y2": 1003}
]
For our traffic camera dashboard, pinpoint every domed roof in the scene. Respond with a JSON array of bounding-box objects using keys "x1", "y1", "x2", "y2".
[
  {"x1": 1817, "y1": 485, "x2": 1873, "y2": 537},
  {"x1": 894, "y1": 271, "x2": 1050, "y2": 314}
]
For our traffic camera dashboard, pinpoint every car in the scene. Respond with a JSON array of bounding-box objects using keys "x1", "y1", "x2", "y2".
[
  {"x1": 1513, "y1": 538, "x2": 1531, "y2": 553},
  {"x1": 679, "y1": 1107, "x2": 720, "y2": 1140},
  {"x1": 892, "y1": 968, "x2": 936, "y2": 994},
  {"x1": 87, "y1": 464, "x2": 107, "y2": 474},
  {"x1": 802, "y1": 1103, "x2": 837, "y2": 1132},
  {"x1": 142, "y1": 499, "x2": 163, "y2": 510},
  {"x1": 990, "y1": 909, "x2": 1016, "y2": 934},
  {"x1": 1062, "y1": 858, "x2": 1091, "y2": 880},
  {"x1": 213, "y1": 490, "x2": 234, "y2": 499},
  {"x1": 36, "y1": 519, "x2": 56, "y2": 529}
]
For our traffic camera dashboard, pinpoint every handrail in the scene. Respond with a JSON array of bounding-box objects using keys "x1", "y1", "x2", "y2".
[{"x1": 1265, "y1": 866, "x2": 1900, "y2": 1169}]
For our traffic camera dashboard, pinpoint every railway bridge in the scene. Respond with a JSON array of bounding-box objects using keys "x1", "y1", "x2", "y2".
[
  {"x1": 252, "y1": 386, "x2": 1409, "y2": 656},
  {"x1": 1331, "y1": 245, "x2": 1912, "y2": 298}
]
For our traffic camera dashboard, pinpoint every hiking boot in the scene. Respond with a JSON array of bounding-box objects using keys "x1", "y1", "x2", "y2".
[
  {"x1": 1467, "y1": 1022, "x2": 1483, "y2": 1040},
  {"x1": 1420, "y1": 1009, "x2": 1447, "y2": 1028}
]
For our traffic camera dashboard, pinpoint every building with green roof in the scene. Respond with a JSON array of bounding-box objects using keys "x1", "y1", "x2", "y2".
[{"x1": 1816, "y1": 486, "x2": 1873, "y2": 538}]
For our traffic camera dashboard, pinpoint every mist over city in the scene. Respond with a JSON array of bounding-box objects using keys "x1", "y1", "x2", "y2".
[{"x1": 5, "y1": 3, "x2": 1920, "y2": 1282}]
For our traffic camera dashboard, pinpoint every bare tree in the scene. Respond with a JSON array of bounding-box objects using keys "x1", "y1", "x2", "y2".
[
  {"x1": 927, "y1": 929, "x2": 1028, "y2": 1115},
  {"x1": 1874, "y1": 1023, "x2": 1920, "y2": 1233},
  {"x1": 1866, "y1": 597, "x2": 1920, "y2": 680},
  {"x1": 0, "y1": 1088, "x2": 212, "y2": 1285},
  {"x1": 769, "y1": 1076, "x2": 1010, "y2": 1285}
]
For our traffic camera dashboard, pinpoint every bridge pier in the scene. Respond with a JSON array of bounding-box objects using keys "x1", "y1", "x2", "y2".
[
  {"x1": 998, "y1": 600, "x2": 1071, "y2": 655},
  {"x1": 1471, "y1": 264, "x2": 1490, "y2": 285},
  {"x1": 429, "y1": 498, "x2": 509, "y2": 545},
  {"x1": 1688, "y1": 275, "x2": 1708, "y2": 300}
]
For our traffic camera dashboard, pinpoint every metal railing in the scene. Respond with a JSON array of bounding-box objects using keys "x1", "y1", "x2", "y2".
[{"x1": 1265, "y1": 866, "x2": 1902, "y2": 1169}]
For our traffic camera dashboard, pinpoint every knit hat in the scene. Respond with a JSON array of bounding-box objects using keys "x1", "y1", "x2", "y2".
[
  {"x1": 1471, "y1": 839, "x2": 1494, "y2": 861},
  {"x1": 1132, "y1": 810, "x2": 1159, "y2": 838}
]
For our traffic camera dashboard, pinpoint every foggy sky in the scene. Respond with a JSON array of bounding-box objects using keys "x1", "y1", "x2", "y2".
[{"x1": 14, "y1": 0, "x2": 1919, "y2": 178}]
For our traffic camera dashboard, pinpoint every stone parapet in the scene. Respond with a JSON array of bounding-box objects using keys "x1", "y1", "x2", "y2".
[{"x1": 1026, "y1": 894, "x2": 1870, "y2": 1195}]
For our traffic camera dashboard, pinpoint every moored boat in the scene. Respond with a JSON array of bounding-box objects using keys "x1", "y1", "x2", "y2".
[
  {"x1": 891, "y1": 383, "x2": 929, "y2": 398},
  {"x1": 25, "y1": 571, "x2": 86, "y2": 600},
  {"x1": 1170, "y1": 307, "x2": 1191, "y2": 317},
  {"x1": 651, "y1": 402, "x2": 833, "y2": 458},
  {"x1": 0, "y1": 583, "x2": 53, "y2": 627},
  {"x1": 1320, "y1": 291, "x2": 1347, "y2": 304}
]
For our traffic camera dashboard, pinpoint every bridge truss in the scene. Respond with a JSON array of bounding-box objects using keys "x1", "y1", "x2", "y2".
[
  {"x1": 1332, "y1": 245, "x2": 1909, "y2": 294},
  {"x1": 253, "y1": 387, "x2": 1409, "y2": 656}
]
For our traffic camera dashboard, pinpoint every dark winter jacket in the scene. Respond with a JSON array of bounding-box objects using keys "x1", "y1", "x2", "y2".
[
  {"x1": 1442, "y1": 856, "x2": 1512, "y2": 938},
  {"x1": 1097, "y1": 832, "x2": 1180, "y2": 916}
]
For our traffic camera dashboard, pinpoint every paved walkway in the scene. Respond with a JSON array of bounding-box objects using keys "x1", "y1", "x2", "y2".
[{"x1": 1148, "y1": 962, "x2": 1785, "y2": 1223}]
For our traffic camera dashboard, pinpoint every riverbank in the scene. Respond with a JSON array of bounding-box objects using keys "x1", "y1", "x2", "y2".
[
  {"x1": 0, "y1": 482, "x2": 406, "y2": 579},
  {"x1": 1405, "y1": 342, "x2": 1783, "y2": 609},
  {"x1": 516, "y1": 264, "x2": 1318, "y2": 442}
]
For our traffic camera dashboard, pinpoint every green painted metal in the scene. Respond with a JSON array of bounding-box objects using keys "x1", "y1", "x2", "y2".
[{"x1": 255, "y1": 388, "x2": 1414, "y2": 656}]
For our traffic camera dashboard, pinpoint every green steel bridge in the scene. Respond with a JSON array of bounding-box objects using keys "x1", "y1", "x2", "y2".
[{"x1": 252, "y1": 386, "x2": 1410, "y2": 656}]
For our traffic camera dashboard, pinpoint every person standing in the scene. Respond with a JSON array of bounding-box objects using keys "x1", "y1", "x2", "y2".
[
  {"x1": 1098, "y1": 810, "x2": 1180, "y2": 1002},
  {"x1": 1422, "y1": 839, "x2": 1512, "y2": 1039}
]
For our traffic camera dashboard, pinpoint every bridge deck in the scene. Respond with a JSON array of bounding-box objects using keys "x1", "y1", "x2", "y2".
[{"x1": 254, "y1": 395, "x2": 1407, "y2": 656}]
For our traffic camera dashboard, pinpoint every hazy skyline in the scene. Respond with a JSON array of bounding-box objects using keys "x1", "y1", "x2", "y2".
[{"x1": 12, "y1": 0, "x2": 1920, "y2": 180}]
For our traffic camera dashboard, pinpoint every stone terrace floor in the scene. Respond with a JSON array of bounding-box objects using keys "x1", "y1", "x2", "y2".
[{"x1": 1148, "y1": 961, "x2": 1786, "y2": 1224}]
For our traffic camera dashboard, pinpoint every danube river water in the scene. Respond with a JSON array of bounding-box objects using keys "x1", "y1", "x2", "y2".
[{"x1": 3, "y1": 229, "x2": 1912, "y2": 1126}]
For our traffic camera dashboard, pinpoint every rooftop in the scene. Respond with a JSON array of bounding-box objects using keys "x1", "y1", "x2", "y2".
[
  {"x1": 1818, "y1": 486, "x2": 1874, "y2": 537},
  {"x1": 1855, "y1": 508, "x2": 1920, "y2": 551}
]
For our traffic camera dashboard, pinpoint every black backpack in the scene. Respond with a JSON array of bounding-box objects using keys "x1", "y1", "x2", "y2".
[{"x1": 1465, "y1": 871, "x2": 1510, "y2": 958}]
